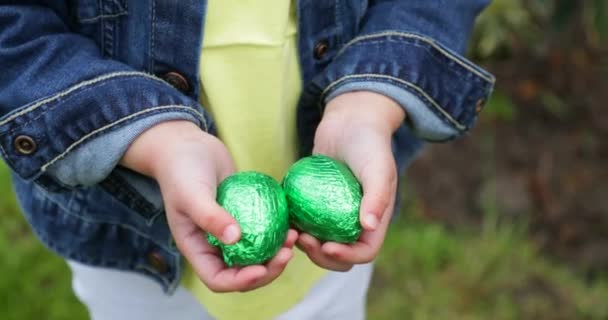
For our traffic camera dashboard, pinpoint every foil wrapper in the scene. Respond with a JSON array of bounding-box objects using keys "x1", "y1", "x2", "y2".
[
  {"x1": 208, "y1": 172, "x2": 289, "y2": 267},
  {"x1": 283, "y1": 155, "x2": 362, "y2": 243}
]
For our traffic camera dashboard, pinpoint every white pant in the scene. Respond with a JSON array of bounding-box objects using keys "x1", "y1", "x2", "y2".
[{"x1": 68, "y1": 261, "x2": 374, "y2": 320}]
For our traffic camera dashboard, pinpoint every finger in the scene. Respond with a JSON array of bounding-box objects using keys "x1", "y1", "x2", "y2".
[
  {"x1": 241, "y1": 247, "x2": 294, "y2": 292},
  {"x1": 321, "y1": 203, "x2": 394, "y2": 264},
  {"x1": 284, "y1": 229, "x2": 298, "y2": 249},
  {"x1": 355, "y1": 152, "x2": 397, "y2": 231},
  {"x1": 179, "y1": 181, "x2": 241, "y2": 244},
  {"x1": 167, "y1": 213, "x2": 267, "y2": 292},
  {"x1": 321, "y1": 239, "x2": 377, "y2": 264},
  {"x1": 237, "y1": 229, "x2": 298, "y2": 292},
  {"x1": 297, "y1": 234, "x2": 353, "y2": 272}
]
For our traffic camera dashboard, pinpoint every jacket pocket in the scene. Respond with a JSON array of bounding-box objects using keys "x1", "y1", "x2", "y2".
[{"x1": 96, "y1": 171, "x2": 164, "y2": 226}]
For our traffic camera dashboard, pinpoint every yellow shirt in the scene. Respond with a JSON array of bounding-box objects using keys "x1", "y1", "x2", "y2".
[{"x1": 182, "y1": 1, "x2": 327, "y2": 319}]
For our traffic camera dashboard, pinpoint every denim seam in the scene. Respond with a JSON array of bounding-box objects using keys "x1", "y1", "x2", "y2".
[
  {"x1": 0, "y1": 143, "x2": 8, "y2": 164},
  {"x1": 39, "y1": 105, "x2": 207, "y2": 172},
  {"x1": 6, "y1": 76, "x2": 175, "y2": 134},
  {"x1": 321, "y1": 74, "x2": 466, "y2": 131},
  {"x1": 334, "y1": 0, "x2": 342, "y2": 36},
  {"x1": 346, "y1": 38, "x2": 491, "y2": 87},
  {"x1": 335, "y1": 31, "x2": 495, "y2": 83},
  {"x1": 149, "y1": 0, "x2": 156, "y2": 71},
  {"x1": 6, "y1": 85, "x2": 200, "y2": 136},
  {"x1": 99, "y1": 5, "x2": 106, "y2": 54},
  {"x1": 0, "y1": 71, "x2": 167, "y2": 126},
  {"x1": 79, "y1": 12, "x2": 128, "y2": 23},
  {"x1": 33, "y1": 183, "x2": 73, "y2": 212}
]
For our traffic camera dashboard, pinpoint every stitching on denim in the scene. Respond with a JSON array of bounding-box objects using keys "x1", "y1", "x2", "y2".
[
  {"x1": 79, "y1": 12, "x2": 127, "y2": 23},
  {"x1": 5, "y1": 77, "x2": 182, "y2": 135},
  {"x1": 322, "y1": 74, "x2": 466, "y2": 131},
  {"x1": 40, "y1": 105, "x2": 207, "y2": 172},
  {"x1": 348, "y1": 38, "x2": 491, "y2": 87},
  {"x1": 146, "y1": 211, "x2": 162, "y2": 226},
  {"x1": 149, "y1": 0, "x2": 156, "y2": 71},
  {"x1": 334, "y1": 0, "x2": 342, "y2": 34},
  {"x1": 33, "y1": 183, "x2": 73, "y2": 212},
  {"x1": 337, "y1": 32, "x2": 495, "y2": 82},
  {"x1": 322, "y1": 76, "x2": 459, "y2": 132},
  {"x1": 0, "y1": 72, "x2": 165, "y2": 126},
  {"x1": 323, "y1": 75, "x2": 464, "y2": 130},
  {"x1": 6, "y1": 76, "x2": 167, "y2": 134},
  {"x1": 336, "y1": 31, "x2": 495, "y2": 83},
  {"x1": 0, "y1": 143, "x2": 9, "y2": 164},
  {"x1": 342, "y1": 39, "x2": 493, "y2": 89}
]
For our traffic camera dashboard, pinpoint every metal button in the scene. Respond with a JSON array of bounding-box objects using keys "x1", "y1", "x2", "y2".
[
  {"x1": 161, "y1": 71, "x2": 190, "y2": 93},
  {"x1": 475, "y1": 98, "x2": 486, "y2": 113},
  {"x1": 313, "y1": 41, "x2": 329, "y2": 60},
  {"x1": 14, "y1": 135, "x2": 37, "y2": 155},
  {"x1": 147, "y1": 251, "x2": 168, "y2": 274}
]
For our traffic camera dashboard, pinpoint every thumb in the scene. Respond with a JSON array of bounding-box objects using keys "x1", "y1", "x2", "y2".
[
  {"x1": 355, "y1": 153, "x2": 396, "y2": 231},
  {"x1": 165, "y1": 173, "x2": 241, "y2": 245},
  {"x1": 188, "y1": 193, "x2": 241, "y2": 245}
]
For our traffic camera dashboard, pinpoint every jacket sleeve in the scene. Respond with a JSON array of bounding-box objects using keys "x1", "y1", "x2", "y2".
[
  {"x1": 319, "y1": 0, "x2": 496, "y2": 142},
  {"x1": 0, "y1": 3, "x2": 209, "y2": 187}
]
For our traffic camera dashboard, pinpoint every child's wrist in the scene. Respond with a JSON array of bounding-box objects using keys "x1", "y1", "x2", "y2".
[
  {"x1": 324, "y1": 91, "x2": 405, "y2": 134},
  {"x1": 120, "y1": 120, "x2": 203, "y2": 177}
]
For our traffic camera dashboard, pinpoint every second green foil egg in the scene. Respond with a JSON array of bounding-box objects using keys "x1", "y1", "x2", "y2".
[
  {"x1": 283, "y1": 155, "x2": 362, "y2": 243},
  {"x1": 208, "y1": 172, "x2": 289, "y2": 267}
]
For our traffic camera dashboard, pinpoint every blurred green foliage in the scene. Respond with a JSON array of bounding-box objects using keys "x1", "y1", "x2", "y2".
[
  {"x1": 472, "y1": 0, "x2": 608, "y2": 59},
  {"x1": 368, "y1": 178, "x2": 608, "y2": 320},
  {"x1": 0, "y1": 165, "x2": 88, "y2": 319}
]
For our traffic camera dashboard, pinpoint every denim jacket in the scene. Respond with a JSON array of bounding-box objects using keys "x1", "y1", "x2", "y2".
[{"x1": 0, "y1": 0, "x2": 494, "y2": 293}]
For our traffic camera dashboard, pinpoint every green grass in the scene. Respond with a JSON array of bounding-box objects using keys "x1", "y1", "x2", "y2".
[
  {"x1": 0, "y1": 164, "x2": 88, "y2": 320},
  {"x1": 1, "y1": 162, "x2": 607, "y2": 320},
  {"x1": 370, "y1": 215, "x2": 608, "y2": 320}
]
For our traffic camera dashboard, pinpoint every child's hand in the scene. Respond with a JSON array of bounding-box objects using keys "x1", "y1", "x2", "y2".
[
  {"x1": 121, "y1": 121, "x2": 296, "y2": 292},
  {"x1": 298, "y1": 91, "x2": 405, "y2": 271}
]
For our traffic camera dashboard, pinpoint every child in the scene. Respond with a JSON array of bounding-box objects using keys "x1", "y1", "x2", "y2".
[{"x1": 0, "y1": 1, "x2": 494, "y2": 319}]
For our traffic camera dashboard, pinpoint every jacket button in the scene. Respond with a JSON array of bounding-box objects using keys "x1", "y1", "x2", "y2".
[
  {"x1": 14, "y1": 135, "x2": 37, "y2": 155},
  {"x1": 475, "y1": 98, "x2": 486, "y2": 113},
  {"x1": 313, "y1": 40, "x2": 329, "y2": 60},
  {"x1": 161, "y1": 71, "x2": 190, "y2": 93},
  {"x1": 147, "y1": 251, "x2": 168, "y2": 274}
]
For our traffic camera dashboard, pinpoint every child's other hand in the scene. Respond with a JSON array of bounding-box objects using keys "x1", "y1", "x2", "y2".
[
  {"x1": 121, "y1": 121, "x2": 295, "y2": 292},
  {"x1": 298, "y1": 91, "x2": 405, "y2": 271}
]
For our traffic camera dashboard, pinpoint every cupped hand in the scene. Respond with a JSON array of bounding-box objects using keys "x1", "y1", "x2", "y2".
[
  {"x1": 121, "y1": 120, "x2": 296, "y2": 292},
  {"x1": 297, "y1": 91, "x2": 405, "y2": 271}
]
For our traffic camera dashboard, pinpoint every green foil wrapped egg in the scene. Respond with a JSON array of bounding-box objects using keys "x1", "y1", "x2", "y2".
[
  {"x1": 208, "y1": 172, "x2": 289, "y2": 267},
  {"x1": 283, "y1": 155, "x2": 362, "y2": 243}
]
